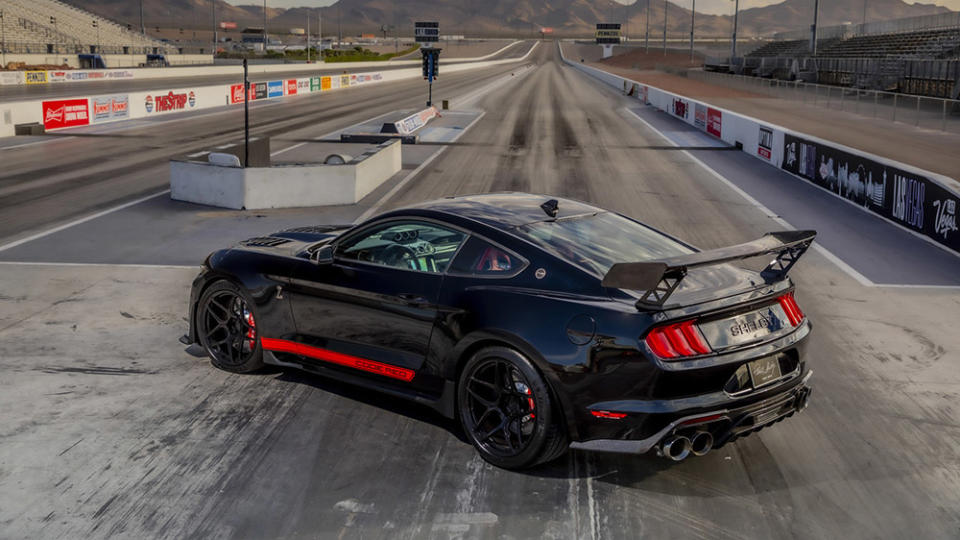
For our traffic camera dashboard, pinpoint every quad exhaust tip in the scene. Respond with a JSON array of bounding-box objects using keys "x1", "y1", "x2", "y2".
[
  {"x1": 661, "y1": 435, "x2": 692, "y2": 461},
  {"x1": 690, "y1": 431, "x2": 714, "y2": 457}
]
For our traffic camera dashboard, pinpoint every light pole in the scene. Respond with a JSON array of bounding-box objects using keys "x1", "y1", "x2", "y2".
[
  {"x1": 307, "y1": 11, "x2": 311, "y2": 62},
  {"x1": 212, "y1": 0, "x2": 218, "y2": 52},
  {"x1": 811, "y1": 0, "x2": 820, "y2": 55},
  {"x1": 662, "y1": 0, "x2": 667, "y2": 55},
  {"x1": 263, "y1": 0, "x2": 268, "y2": 52},
  {"x1": 140, "y1": 0, "x2": 145, "y2": 35},
  {"x1": 0, "y1": 10, "x2": 6, "y2": 68},
  {"x1": 93, "y1": 20, "x2": 100, "y2": 53},
  {"x1": 50, "y1": 16, "x2": 58, "y2": 54},
  {"x1": 730, "y1": 0, "x2": 739, "y2": 59},
  {"x1": 862, "y1": 0, "x2": 867, "y2": 28},
  {"x1": 645, "y1": 0, "x2": 650, "y2": 52},
  {"x1": 690, "y1": 0, "x2": 695, "y2": 62}
]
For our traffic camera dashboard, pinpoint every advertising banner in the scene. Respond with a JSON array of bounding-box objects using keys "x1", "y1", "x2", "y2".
[
  {"x1": 92, "y1": 95, "x2": 129, "y2": 123},
  {"x1": 267, "y1": 80, "x2": 283, "y2": 98},
  {"x1": 297, "y1": 79, "x2": 310, "y2": 93},
  {"x1": 0, "y1": 72, "x2": 22, "y2": 85},
  {"x1": 146, "y1": 91, "x2": 196, "y2": 114},
  {"x1": 42, "y1": 98, "x2": 89, "y2": 129},
  {"x1": 758, "y1": 126, "x2": 773, "y2": 161},
  {"x1": 286, "y1": 79, "x2": 298, "y2": 95},
  {"x1": 254, "y1": 82, "x2": 268, "y2": 100},
  {"x1": 25, "y1": 71, "x2": 48, "y2": 85},
  {"x1": 340, "y1": 75, "x2": 350, "y2": 88},
  {"x1": 671, "y1": 97, "x2": 689, "y2": 120},
  {"x1": 322, "y1": 76, "x2": 332, "y2": 91},
  {"x1": 694, "y1": 104, "x2": 706, "y2": 130},
  {"x1": 230, "y1": 84, "x2": 245, "y2": 104},
  {"x1": 706, "y1": 108, "x2": 722, "y2": 138},
  {"x1": 310, "y1": 77, "x2": 322, "y2": 92},
  {"x1": 782, "y1": 133, "x2": 960, "y2": 251}
]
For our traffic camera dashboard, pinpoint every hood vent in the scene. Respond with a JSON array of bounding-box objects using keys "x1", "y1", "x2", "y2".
[
  {"x1": 281, "y1": 225, "x2": 350, "y2": 234},
  {"x1": 240, "y1": 237, "x2": 292, "y2": 248}
]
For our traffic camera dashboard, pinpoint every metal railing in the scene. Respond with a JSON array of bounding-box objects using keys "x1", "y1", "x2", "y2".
[
  {"x1": 688, "y1": 69, "x2": 960, "y2": 134},
  {"x1": 774, "y1": 12, "x2": 960, "y2": 41},
  {"x1": 1, "y1": 41, "x2": 209, "y2": 55}
]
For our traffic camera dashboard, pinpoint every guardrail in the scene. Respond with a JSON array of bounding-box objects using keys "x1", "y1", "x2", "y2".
[
  {"x1": 688, "y1": 70, "x2": 960, "y2": 134},
  {"x1": 558, "y1": 42, "x2": 960, "y2": 255}
]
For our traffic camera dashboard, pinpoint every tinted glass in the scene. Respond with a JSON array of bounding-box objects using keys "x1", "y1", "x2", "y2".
[
  {"x1": 516, "y1": 212, "x2": 693, "y2": 275},
  {"x1": 449, "y1": 237, "x2": 520, "y2": 276},
  {"x1": 338, "y1": 221, "x2": 466, "y2": 273}
]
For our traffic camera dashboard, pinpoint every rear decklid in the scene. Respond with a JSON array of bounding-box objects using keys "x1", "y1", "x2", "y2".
[{"x1": 602, "y1": 231, "x2": 817, "y2": 310}]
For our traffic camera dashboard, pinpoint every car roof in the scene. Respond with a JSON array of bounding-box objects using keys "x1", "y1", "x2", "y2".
[{"x1": 392, "y1": 193, "x2": 602, "y2": 231}]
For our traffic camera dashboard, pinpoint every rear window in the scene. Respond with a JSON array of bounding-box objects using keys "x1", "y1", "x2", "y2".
[{"x1": 516, "y1": 212, "x2": 694, "y2": 275}]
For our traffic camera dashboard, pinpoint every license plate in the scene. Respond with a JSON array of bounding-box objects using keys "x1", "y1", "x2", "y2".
[
  {"x1": 748, "y1": 356, "x2": 782, "y2": 388},
  {"x1": 698, "y1": 303, "x2": 792, "y2": 351}
]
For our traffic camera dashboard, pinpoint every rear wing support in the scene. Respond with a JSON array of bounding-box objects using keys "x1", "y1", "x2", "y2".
[{"x1": 601, "y1": 230, "x2": 817, "y2": 309}]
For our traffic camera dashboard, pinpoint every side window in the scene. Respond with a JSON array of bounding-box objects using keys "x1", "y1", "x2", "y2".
[
  {"x1": 337, "y1": 221, "x2": 466, "y2": 273},
  {"x1": 449, "y1": 237, "x2": 523, "y2": 276}
]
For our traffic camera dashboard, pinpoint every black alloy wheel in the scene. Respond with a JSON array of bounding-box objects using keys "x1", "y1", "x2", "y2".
[
  {"x1": 197, "y1": 281, "x2": 264, "y2": 373},
  {"x1": 458, "y1": 346, "x2": 568, "y2": 469}
]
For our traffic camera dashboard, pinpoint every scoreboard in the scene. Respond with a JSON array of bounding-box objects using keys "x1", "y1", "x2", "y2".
[{"x1": 596, "y1": 23, "x2": 622, "y2": 44}]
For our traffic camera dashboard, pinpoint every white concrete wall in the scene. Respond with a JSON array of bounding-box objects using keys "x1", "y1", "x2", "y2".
[
  {"x1": 2, "y1": 53, "x2": 213, "y2": 69},
  {"x1": 170, "y1": 139, "x2": 402, "y2": 210}
]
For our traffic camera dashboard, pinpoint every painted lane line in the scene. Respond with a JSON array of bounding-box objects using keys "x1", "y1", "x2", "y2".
[
  {"x1": 0, "y1": 137, "x2": 76, "y2": 151},
  {"x1": 623, "y1": 107, "x2": 878, "y2": 288},
  {"x1": 0, "y1": 261, "x2": 197, "y2": 270},
  {"x1": 0, "y1": 190, "x2": 170, "y2": 253}
]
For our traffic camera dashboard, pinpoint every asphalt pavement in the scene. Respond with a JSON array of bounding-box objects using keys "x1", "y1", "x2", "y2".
[{"x1": 0, "y1": 41, "x2": 958, "y2": 539}]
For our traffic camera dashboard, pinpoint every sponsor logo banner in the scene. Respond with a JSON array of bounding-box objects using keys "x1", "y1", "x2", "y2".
[
  {"x1": 286, "y1": 79, "x2": 298, "y2": 95},
  {"x1": 267, "y1": 80, "x2": 284, "y2": 98},
  {"x1": 706, "y1": 107, "x2": 722, "y2": 138},
  {"x1": 0, "y1": 72, "x2": 22, "y2": 85},
  {"x1": 254, "y1": 82, "x2": 268, "y2": 100},
  {"x1": 92, "y1": 95, "x2": 129, "y2": 123},
  {"x1": 230, "y1": 84, "x2": 246, "y2": 104},
  {"x1": 694, "y1": 104, "x2": 706, "y2": 130},
  {"x1": 42, "y1": 98, "x2": 89, "y2": 129},
  {"x1": 25, "y1": 71, "x2": 48, "y2": 85},
  {"x1": 322, "y1": 76, "x2": 332, "y2": 91},
  {"x1": 672, "y1": 98, "x2": 688, "y2": 119},
  {"x1": 298, "y1": 79, "x2": 309, "y2": 92},
  {"x1": 340, "y1": 75, "x2": 350, "y2": 87},
  {"x1": 397, "y1": 107, "x2": 438, "y2": 135},
  {"x1": 310, "y1": 77, "x2": 322, "y2": 92},
  {"x1": 758, "y1": 127, "x2": 773, "y2": 161},
  {"x1": 782, "y1": 133, "x2": 960, "y2": 251},
  {"x1": 147, "y1": 91, "x2": 196, "y2": 113}
]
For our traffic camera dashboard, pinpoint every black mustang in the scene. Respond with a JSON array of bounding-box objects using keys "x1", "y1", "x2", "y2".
[{"x1": 184, "y1": 193, "x2": 815, "y2": 469}]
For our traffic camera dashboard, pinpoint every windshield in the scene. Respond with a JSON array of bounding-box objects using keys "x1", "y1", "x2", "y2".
[{"x1": 517, "y1": 212, "x2": 695, "y2": 276}]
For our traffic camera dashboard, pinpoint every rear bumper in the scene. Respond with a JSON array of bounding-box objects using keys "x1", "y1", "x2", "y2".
[{"x1": 569, "y1": 370, "x2": 813, "y2": 454}]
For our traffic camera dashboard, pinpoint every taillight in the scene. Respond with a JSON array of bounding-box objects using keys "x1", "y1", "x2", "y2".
[
  {"x1": 777, "y1": 293, "x2": 805, "y2": 327},
  {"x1": 644, "y1": 320, "x2": 712, "y2": 360}
]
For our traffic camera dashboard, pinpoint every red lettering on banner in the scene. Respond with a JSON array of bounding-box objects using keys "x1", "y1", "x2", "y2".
[
  {"x1": 231, "y1": 84, "x2": 245, "y2": 104},
  {"x1": 759, "y1": 147, "x2": 772, "y2": 160},
  {"x1": 42, "y1": 99, "x2": 90, "y2": 130},
  {"x1": 154, "y1": 91, "x2": 189, "y2": 112}
]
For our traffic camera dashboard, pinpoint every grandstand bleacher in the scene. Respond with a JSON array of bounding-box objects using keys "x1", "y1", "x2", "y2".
[{"x1": 1, "y1": 0, "x2": 210, "y2": 67}]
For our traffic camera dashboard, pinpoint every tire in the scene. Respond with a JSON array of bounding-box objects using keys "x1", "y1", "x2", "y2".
[
  {"x1": 457, "y1": 346, "x2": 568, "y2": 470},
  {"x1": 196, "y1": 280, "x2": 264, "y2": 373}
]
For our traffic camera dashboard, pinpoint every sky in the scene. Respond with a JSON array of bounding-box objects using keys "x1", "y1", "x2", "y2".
[{"x1": 228, "y1": 0, "x2": 960, "y2": 17}]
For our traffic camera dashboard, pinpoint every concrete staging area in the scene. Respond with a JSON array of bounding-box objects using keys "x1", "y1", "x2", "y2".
[{"x1": 1, "y1": 43, "x2": 959, "y2": 539}]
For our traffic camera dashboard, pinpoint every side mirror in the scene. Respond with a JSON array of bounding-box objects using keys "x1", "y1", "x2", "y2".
[{"x1": 311, "y1": 244, "x2": 335, "y2": 265}]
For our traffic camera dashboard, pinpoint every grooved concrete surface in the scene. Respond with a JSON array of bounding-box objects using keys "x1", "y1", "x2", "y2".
[{"x1": 0, "y1": 42, "x2": 958, "y2": 539}]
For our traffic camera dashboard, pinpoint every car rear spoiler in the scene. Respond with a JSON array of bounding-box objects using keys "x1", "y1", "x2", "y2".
[{"x1": 601, "y1": 230, "x2": 817, "y2": 309}]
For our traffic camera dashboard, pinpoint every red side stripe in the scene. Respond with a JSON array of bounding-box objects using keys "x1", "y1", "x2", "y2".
[{"x1": 260, "y1": 338, "x2": 415, "y2": 382}]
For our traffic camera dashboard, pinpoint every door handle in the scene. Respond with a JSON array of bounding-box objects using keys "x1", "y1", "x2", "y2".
[{"x1": 398, "y1": 293, "x2": 429, "y2": 306}]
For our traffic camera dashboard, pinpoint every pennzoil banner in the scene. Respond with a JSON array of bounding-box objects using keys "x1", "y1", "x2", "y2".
[{"x1": 782, "y1": 133, "x2": 959, "y2": 251}]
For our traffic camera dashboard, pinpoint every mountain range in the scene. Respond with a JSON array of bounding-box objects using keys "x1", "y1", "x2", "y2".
[{"x1": 67, "y1": 0, "x2": 954, "y2": 38}]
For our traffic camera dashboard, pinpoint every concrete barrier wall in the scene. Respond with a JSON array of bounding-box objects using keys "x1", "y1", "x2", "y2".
[
  {"x1": 558, "y1": 42, "x2": 960, "y2": 254},
  {"x1": 0, "y1": 41, "x2": 525, "y2": 88},
  {"x1": 0, "y1": 41, "x2": 538, "y2": 138},
  {"x1": 170, "y1": 139, "x2": 402, "y2": 209}
]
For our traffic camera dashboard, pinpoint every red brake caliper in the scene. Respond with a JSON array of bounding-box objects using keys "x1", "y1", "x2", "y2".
[{"x1": 243, "y1": 308, "x2": 256, "y2": 350}]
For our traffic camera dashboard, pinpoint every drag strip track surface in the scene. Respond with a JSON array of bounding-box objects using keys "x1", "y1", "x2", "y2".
[
  {"x1": 0, "y1": 42, "x2": 959, "y2": 539},
  {"x1": 0, "y1": 53, "x2": 533, "y2": 244}
]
